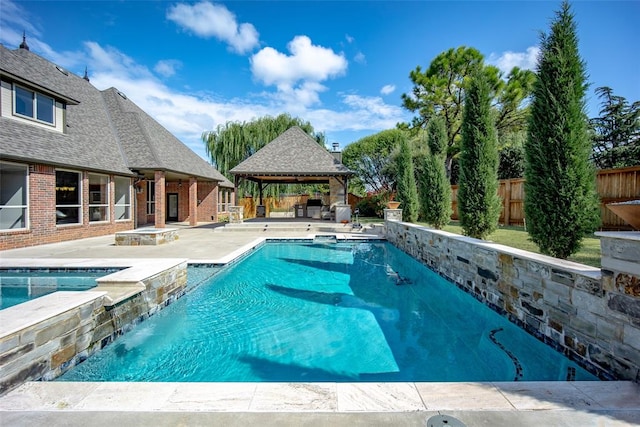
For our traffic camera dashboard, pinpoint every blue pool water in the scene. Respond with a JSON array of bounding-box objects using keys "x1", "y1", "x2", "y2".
[
  {"x1": 0, "y1": 268, "x2": 120, "y2": 310},
  {"x1": 59, "y1": 241, "x2": 598, "y2": 382}
]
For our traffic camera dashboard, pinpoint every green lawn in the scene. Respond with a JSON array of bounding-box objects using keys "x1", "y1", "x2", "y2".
[
  {"x1": 437, "y1": 223, "x2": 601, "y2": 268},
  {"x1": 360, "y1": 217, "x2": 601, "y2": 268}
]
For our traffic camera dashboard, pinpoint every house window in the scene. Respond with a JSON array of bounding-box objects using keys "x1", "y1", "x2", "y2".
[
  {"x1": 146, "y1": 181, "x2": 155, "y2": 215},
  {"x1": 114, "y1": 176, "x2": 131, "y2": 220},
  {"x1": 56, "y1": 170, "x2": 81, "y2": 225},
  {"x1": 88, "y1": 173, "x2": 109, "y2": 222},
  {"x1": 14, "y1": 85, "x2": 55, "y2": 125},
  {"x1": 0, "y1": 162, "x2": 28, "y2": 230},
  {"x1": 218, "y1": 189, "x2": 231, "y2": 213}
]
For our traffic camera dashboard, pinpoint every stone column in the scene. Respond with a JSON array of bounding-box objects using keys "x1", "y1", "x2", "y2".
[
  {"x1": 189, "y1": 177, "x2": 197, "y2": 226},
  {"x1": 154, "y1": 170, "x2": 165, "y2": 229},
  {"x1": 229, "y1": 206, "x2": 244, "y2": 224},
  {"x1": 329, "y1": 177, "x2": 345, "y2": 207},
  {"x1": 384, "y1": 208, "x2": 402, "y2": 222},
  {"x1": 596, "y1": 231, "x2": 640, "y2": 379}
]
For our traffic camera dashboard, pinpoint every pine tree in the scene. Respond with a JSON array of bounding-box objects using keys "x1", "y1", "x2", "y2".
[
  {"x1": 458, "y1": 70, "x2": 501, "y2": 239},
  {"x1": 396, "y1": 135, "x2": 419, "y2": 222},
  {"x1": 419, "y1": 117, "x2": 451, "y2": 229},
  {"x1": 524, "y1": 1, "x2": 600, "y2": 258}
]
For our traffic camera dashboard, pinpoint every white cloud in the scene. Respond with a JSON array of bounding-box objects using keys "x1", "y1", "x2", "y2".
[
  {"x1": 1, "y1": 0, "x2": 405, "y2": 159},
  {"x1": 0, "y1": 0, "x2": 40, "y2": 42},
  {"x1": 353, "y1": 52, "x2": 366, "y2": 64},
  {"x1": 154, "y1": 59, "x2": 182, "y2": 77},
  {"x1": 250, "y1": 35, "x2": 348, "y2": 107},
  {"x1": 166, "y1": 1, "x2": 259, "y2": 54},
  {"x1": 306, "y1": 94, "x2": 407, "y2": 133},
  {"x1": 488, "y1": 46, "x2": 540, "y2": 74},
  {"x1": 380, "y1": 84, "x2": 395, "y2": 95},
  {"x1": 345, "y1": 34, "x2": 354, "y2": 44}
]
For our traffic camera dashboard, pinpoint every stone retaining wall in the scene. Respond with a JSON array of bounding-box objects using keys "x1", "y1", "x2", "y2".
[
  {"x1": 386, "y1": 220, "x2": 639, "y2": 381},
  {"x1": 0, "y1": 262, "x2": 187, "y2": 395}
]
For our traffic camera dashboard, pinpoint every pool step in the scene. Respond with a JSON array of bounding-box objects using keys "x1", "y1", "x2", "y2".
[{"x1": 215, "y1": 222, "x2": 383, "y2": 235}]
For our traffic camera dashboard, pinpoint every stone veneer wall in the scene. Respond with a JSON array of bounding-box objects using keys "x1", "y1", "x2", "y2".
[
  {"x1": 386, "y1": 220, "x2": 640, "y2": 381},
  {"x1": 0, "y1": 263, "x2": 187, "y2": 395}
]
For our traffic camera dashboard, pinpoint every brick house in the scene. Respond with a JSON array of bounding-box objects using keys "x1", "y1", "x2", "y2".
[{"x1": 0, "y1": 40, "x2": 233, "y2": 250}]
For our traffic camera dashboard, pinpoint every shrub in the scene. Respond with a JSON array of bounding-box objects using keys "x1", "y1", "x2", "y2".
[
  {"x1": 524, "y1": 1, "x2": 600, "y2": 258},
  {"x1": 458, "y1": 70, "x2": 502, "y2": 239}
]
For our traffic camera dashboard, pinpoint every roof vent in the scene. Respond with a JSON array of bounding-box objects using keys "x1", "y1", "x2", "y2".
[
  {"x1": 117, "y1": 90, "x2": 127, "y2": 100},
  {"x1": 83, "y1": 67, "x2": 90, "y2": 82},
  {"x1": 56, "y1": 65, "x2": 69, "y2": 76}
]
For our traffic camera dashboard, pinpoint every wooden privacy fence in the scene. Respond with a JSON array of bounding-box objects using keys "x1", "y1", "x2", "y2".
[{"x1": 450, "y1": 166, "x2": 640, "y2": 230}]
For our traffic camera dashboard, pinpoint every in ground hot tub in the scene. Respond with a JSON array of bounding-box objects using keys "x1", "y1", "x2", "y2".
[{"x1": 115, "y1": 228, "x2": 179, "y2": 245}]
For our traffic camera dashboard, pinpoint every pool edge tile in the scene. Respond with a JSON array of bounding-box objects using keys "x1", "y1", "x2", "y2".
[
  {"x1": 251, "y1": 383, "x2": 338, "y2": 412},
  {"x1": 415, "y1": 382, "x2": 514, "y2": 411},
  {"x1": 337, "y1": 382, "x2": 424, "y2": 412},
  {"x1": 166, "y1": 383, "x2": 257, "y2": 411}
]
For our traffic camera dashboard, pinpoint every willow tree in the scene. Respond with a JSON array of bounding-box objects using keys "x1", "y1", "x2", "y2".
[
  {"x1": 202, "y1": 114, "x2": 325, "y2": 198},
  {"x1": 524, "y1": 1, "x2": 599, "y2": 258}
]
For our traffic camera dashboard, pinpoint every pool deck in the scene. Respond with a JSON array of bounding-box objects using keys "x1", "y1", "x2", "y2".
[{"x1": 1, "y1": 222, "x2": 639, "y2": 426}]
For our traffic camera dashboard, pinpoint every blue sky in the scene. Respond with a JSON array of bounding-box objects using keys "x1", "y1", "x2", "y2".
[{"x1": 2, "y1": 0, "x2": 638, "y2": 161}]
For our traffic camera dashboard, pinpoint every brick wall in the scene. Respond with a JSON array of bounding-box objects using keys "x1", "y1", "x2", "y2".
[{"x1": 1, "y1": 164, "x2": 133, "y2": 251}]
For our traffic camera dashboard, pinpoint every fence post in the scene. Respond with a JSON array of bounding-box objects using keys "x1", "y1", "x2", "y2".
[{"x1": 503, "y1": 179, "x2": 511, "y2": 226}]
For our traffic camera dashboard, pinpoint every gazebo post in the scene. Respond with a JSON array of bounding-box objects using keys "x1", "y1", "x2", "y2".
[{"x1": 233, "y1": 175, "x2": 239, "y2": 205}]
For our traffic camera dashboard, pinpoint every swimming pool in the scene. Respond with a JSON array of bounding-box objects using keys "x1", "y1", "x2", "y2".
[
  {"x1": 58, "y1": 241, "x2": 598, "y2": 382},
  {"x1": 0, "y1": 268, "x2": 121, "y2": 310}
]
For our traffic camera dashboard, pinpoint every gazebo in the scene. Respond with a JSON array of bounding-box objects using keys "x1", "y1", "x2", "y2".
[{"x1": 230, "y1": 126, "x2": 354, "y2": 218}]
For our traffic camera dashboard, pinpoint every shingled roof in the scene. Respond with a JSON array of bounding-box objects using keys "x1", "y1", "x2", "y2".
[
  {"x1": 230, "y1": 126, "x2": 353, "y2": 181},
  {"x1": 101, "y1": 87, "x2": 227, "y2": 182},
  {"x1": 0, "y1": 44, "x2": 131, "y2": 175},
  {"x1": 0, "y1": 44, "x2": 226, "y2": 183}
]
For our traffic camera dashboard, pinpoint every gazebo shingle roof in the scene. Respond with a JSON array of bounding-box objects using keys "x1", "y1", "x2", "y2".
[{"x1": 230, "y1": 126, "x2": 353, "y2": 177}]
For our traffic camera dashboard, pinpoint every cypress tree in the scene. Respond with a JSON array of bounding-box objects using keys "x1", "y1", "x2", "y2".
[
  {"x1": 419, "y1": 117, "x2": 452, "y2": 229},
  {"x1": 458, "y1": 70, "x2": 502, "y2": 239},
  {"x1": 396, "y1": 135, "x2": 419, "y2": 222},
  {"x1": 524, "y1": 1, "x2": 600, "y2": 258}
]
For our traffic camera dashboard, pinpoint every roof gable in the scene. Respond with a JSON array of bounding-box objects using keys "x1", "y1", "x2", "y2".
[
  {"x1": 0, "y1": 45, "x2": 131, "y2": 175},
  {"x1": 101, "y1": 87, "x2": 226, "y2": 182},
  {"x1": 230, "y1": 127, "x2": 353, "y2": 176},
  {"x1": 0, "y1": 44, "x2": 227, "y2": 183}
]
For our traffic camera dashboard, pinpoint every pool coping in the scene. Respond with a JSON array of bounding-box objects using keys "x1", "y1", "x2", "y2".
[{"x1": 0, "y1": 381, "x2": 638, "y2": 423}]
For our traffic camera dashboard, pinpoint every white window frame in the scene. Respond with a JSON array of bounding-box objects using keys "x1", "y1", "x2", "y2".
[
  {"x1": 55, "y1": 169, "x2": 82, "y2": 226},
  {"x1": 114, "y1": 176, "x2": 132, "y2": 221},
  {"x1": 146, "y1": 181, "x2": 155, "y2": 215},
  {"x1": 13, "y1": 84, "x2": 55, "y2": 125},
  {"x1": 0, "y1": 161, "x2": 29, "y2": 231},
  {"x1": 218, "y1": 188, "x2": 231, "y2": 213},
  {"x1": 88, "y1": 173, "x2": 109, "y2": 223}
]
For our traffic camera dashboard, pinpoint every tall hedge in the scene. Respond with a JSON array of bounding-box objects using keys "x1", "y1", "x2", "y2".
[
  {"x1": 396, "y1": 135, "x2": 419, "y2": 222},
  {"x1": 524, "y1": 1, "x2": 600, "y2": 258},
  {"x1": 419, "y1": 117, "x2": 451, "y2": 229},
  {"x1": 458, "y1": 70, "x2": 501, "y2": 239}
]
